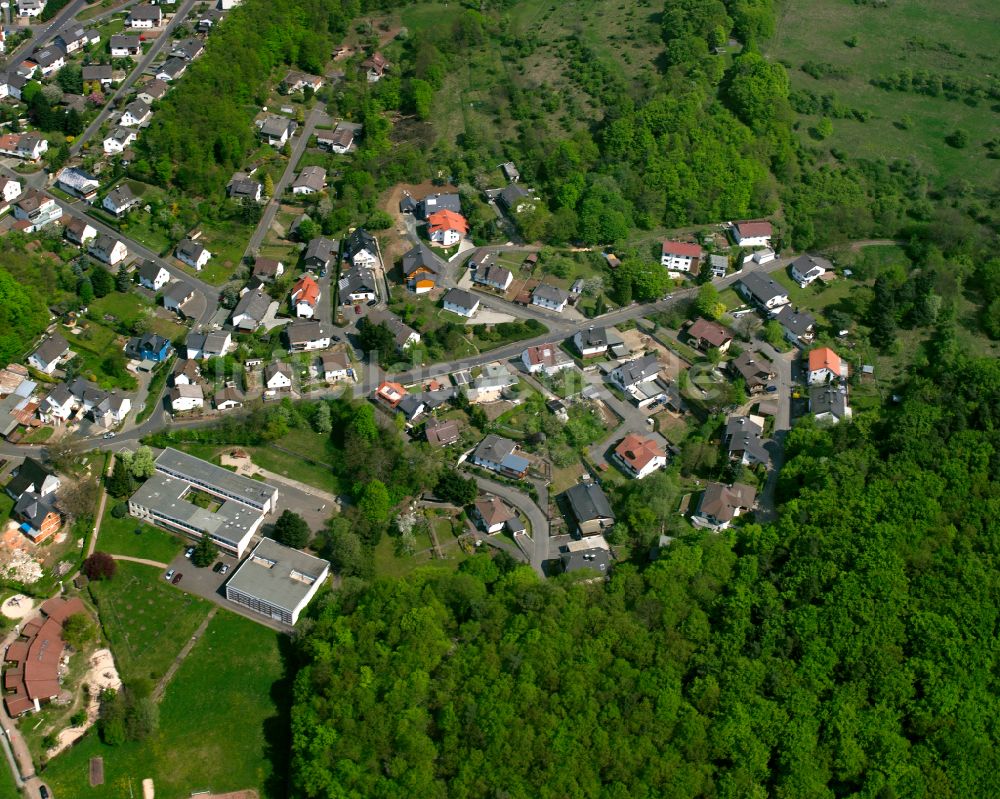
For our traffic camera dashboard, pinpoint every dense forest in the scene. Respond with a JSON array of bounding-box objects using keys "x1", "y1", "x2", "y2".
[{"x1": 289, "y1": 347, "x2": 1000, "y2": 798}]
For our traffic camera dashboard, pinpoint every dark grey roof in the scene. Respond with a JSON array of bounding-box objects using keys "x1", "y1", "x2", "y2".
[
  {"x1": 397, "y1": 394, "x2": 425, "y2": 420},
  {"x1": 228, "y1": 178, "x2": 261, "y2": 199},
  {"x1": 81, "y1": 64, "x2": 113, "y2": 81},
  {"x1": 231, "y1": 289, "x2": 271, "y2": 325},
  {"x1": 106, "y1": 184, "x2": 137, "y2": 208},
  {"x1": 176, "y1": 238, "x2": 206, "y2": 261},
  {"x1": 561, "y1": 538, "x2": 610, "y2": 575},
  {"x1": 138, "y1": 260, "x2": 165, "y2": 282},
  {"x1": 739, "y1": 272, "x2": 788, "y2": 305},
  {"x1": 401, "y1": 242, "x2": 443, "y2": 276},
  {"x1": 29, "y1": 46, "x2": 65, "y2": 68},
  {"x1": 367, "y1": 311, "x2": 418, "y2": 349},
  {"x1": 31, "y1": 333, "x2": 69, "y2": 365},
  {"x1": 473, "y1": 434, "x2": 517, "y2": 464},
  {"x1": 110, "y1": 34, "x2": 141, "y2": 48},
  {"x1": 698, "y1": 482, "x2": 756, "y2": 522},
  {"x1": 292, "y1": 166, "x2": 326, "y2": 192},
  {"x1": 729, "y1": 351, "x2": 775, "y2": 388},
  {"x1": 532, "y1": 283, "x2": 568, "y2": 305},
  {"x1": 123, "y1": 99, "x2": 150, "y2": 119},
  {"x1": 809, "y1": 384, "x2": 850, "y2": 419},
  {"x1": 157, "y1": 57, "x2": 187, "y2": 78},
  {"x1": 776, "y1": 306, "x2": 815, "y2": 337},
  {"x1": 338, "y1": 264, "x2": 377, "y2": 297},
  {"x1": 128, "y1": 5, "x2": 162, "y2": 21},
  {"x1": 576, "y1": 327, "x2": 607, "y2": 349},
  {"x1": 443, "y1": 288, "x2": 477, "y2": 312},
  {"x1": 724, "y1": 416, "x2": 770, "y2": 464},
  {"x1": 614, "y1": 353, "x2": 660, "y2": 386},
  {"x1": 498, "y1": 183, "x2": 530, "y2": 209},
  {"x1": 344, "y1": 228, "x2": 376, "y2": 260},
  {"x1": 260, "y1": 116, "x2": 293, "y2": 138},
  {"x1": 170, "y1": 38, "x2": 203, "y2": 60},
  {"x1": 304, "y1": 236, "x2": 338, "y2": 265},
  {"x1": 265, "y1": 361, "x2": 293, "y2": 381},
  {"x1": 284, "y1": 320, "x2": 329, "y2": 346},
  {"x1": 224, "y1": 537, "x2": 329, "y2": 613},
  {"x1": 14, "y1": 491, "x2": 56, "y2": 528},
  {"x1": 417, "y1": 192, "x2": 461, "y2": 218},
  {"x1": 564, "y1": 483, "x2": 615, "y2": 524},
  {"x1": 6, "y1": 458, "x2": 53, "y2": 499}
]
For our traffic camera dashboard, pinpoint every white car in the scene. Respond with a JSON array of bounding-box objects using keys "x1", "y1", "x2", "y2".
[{"x1": 103, "y1": 431, "x2": 116, "y2": 439}]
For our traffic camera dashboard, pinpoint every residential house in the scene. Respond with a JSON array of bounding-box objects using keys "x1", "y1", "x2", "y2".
[
  {"x1": 473, "y1": 495, "x2": 514, "y2": 534},
  {"x1": 467, "y1": 363, "x2": 516, "y2": 404},
  {"x1": 175, "y1": 238, "x2": 210, "y2": 270},
  {"x1": 227, "y1": 174, "x2": 263, "y2": 202},
  {"x1": 155, "y1": 57, "x2": 187, "y2": 82},
  {"x1": 28, "y1": 335, "x2": 70, "y2": 375},
  {"x1": 613, "y1": 434, "x2": 667, "y2": 480},
  {"x1": 443, "y1": 288, "x2": 479, "y2": 318},
  {"x1": 109, "y1": 35, "x2": 141, "y2": 57},
  {"x1": 427, "y1": 209, "x2": 468, "y2": 246},
  {"x1": 361, "y1": 52, "x2": 389, "y2": 82},
  {"x1": 138, "y1": 261, "x2": 170, "y2": 291},
  {"x1": 120, "y1": 99, "x2": 151, "y2": 127},
  {"x1": 531, "y1": 283, "x2": 568, "y2": 313},
  {"x1": 303, "y1": 237, "x2": 338, "y2": 273},
  {"x1": 103, "y1": 127, "x2": 137, "y2": 155},
  {"x1": 417, "y1": 193, "x2": 461, "y2": 220},
  {"x1": 610, "y1": 353, "x2": 661, "y2": 392},
  {"x1": 0, "y1": 74, "x2": 28, "y2": 101},
  {"x1": 264, "y1": 362, "x2": 293, "y2": 393},
  {"x1": 170, "y1": 38, "x2": 203, "y2": 61},
  {"x1": 162, "y1": 282, "x2": 198, "y2": 316},
  {"x1": 320, "y1": 352, "x2": 351, "y2": 383},
  {"x1": 809, "y1": 383, "x2": 852, "y2": 424},
  {"x1": 12, "y1": 191, "x2": 62, "y2": 232},
  {"x1": 396, "y1": 394, "x2": 427, "y2": 425},
  {"x1": 24, "y1": 46, "x2": 66, "y2": 78},
  {"x1": 401, "y1": 243, "x2": 443, "y2": 294},
  {"x1": 732, "y1": 220, "x2": 773, "y2": 248},
  {"x1": 693, "y1": 482, "x2": 757, "y2": 530},
  {"x1": 214, "y1": 386, "x2": 244, "y2": 411},
  {"x1": 197, "y1": 8, "x2": 224, "y2": 30},
  {"x1": 521, "y1": 343, "x2": 573, "y2": 376},
  {"x1": 103, "y1": 185, "x2": 140, "y2": 217},
  {"x1": 284, "y1": 320, "x2": 331, "y2": 352},
  {"x1": 318, "y1": 126, "x2": 354, "y2": 153},
  {"x1": 471, "y1": 253, "x2": 513, "y2": 292},
  {"x1": 258, "y1": 115, "x2": 294, "y2": 147},
  {"x1": 497, "y1": 183, "x2": 534, "y2": 214},
  {"x1": 230, "y1": 289, "x2": 273, "y2": 331},
  {"x1": 0, "y1": 133, "x2": 48, "y2": 161},
  {"x1": 136, "y1": 78, "x2": 169, "y2": 105},
  {"x1": 53, "y1": 168, "x2": 98, "y2": 202},
  {"x1": 708, "y1": 254, "x2": 728, "y2": 279},
  {"x1": 5, "y1": 458, "x2": 60, "y2": 501},
  {"x1": 573, "y1": 327, "x2": 608, "y2": 357},
  {"x1": 13, "y1": 491, "x2": 61, "y2": 542},
  {"x1": 64, "y1": 217, "x2": 97, "y2": 247},
  {"x1": 89, "y1": 234, "x2": 129, "y2": 266},
  {"x1": 500, "y1": 161, "x2": 520, "y2": 182},
  {"x1": 283, "y1": 70, "x2": 322, "y2": 92},
  {"x1": 81, "y1": 64, "x2": 113, "y2": 88},
  {"x1": 563, "y1": 482, "x2": 615, "y2": 536},
  {"x1": 0, "y1": 177, "x2": 21, "y2": 205},
  {"x1": 375, "y1": 381, "x2": 406, "y2": 409},
  {"x1": 291, "y1": 166, "x2": 326, "y2": 195},
  {"x1": 424, "y1": 418, "x2": 460, "y2": 448},
  {"x1": 55, "y1": 25, "x2": 99, "y2": 54},
  {"x1": 126, "y1": 5, "x2": 162, "y2": 28},
  {"x1": 560, "y1": 537, "x2": 610, "y2": 576},
  {"x1": 16, "y1": 0, "x2": 44, "y2": 19},
  {"x1": 367, "y1": 311, "x2": 420, "y2": 351},
  {"x1": 737, "y1": 272, "x2": 790, "y2": 314},
  {"x1": 290, "y1": 275, "x2": 321, "y2": 318},
  {"x1": 184, "y1": 330, "x2": 231, "y2": 360},
  {"x1": 171, "y1": 359, "x2": 202, "y2": 387},
  {"x1": 125, "y1": 332, "x2": 171, "y2": 362},
  {"x1": 751, "y1": 248, "x2": 776, "y2": 265},
  {"x1": 343, "y1": 228, "x2": 378, "y2": 267},
  {"x1": 723, "y1": 415, "x2": 770, "y2": 467},
  {"x1": 789, "y1": 254, "x2": 830, "y2": 287},
  {"x1": 169, "y1": 384, "x2": 204, "y2": 412},
  {"x1": 234, "y1": 260, "x2": 275, "y2": 290},
  {"x1": 807, "y1": 347, "x2": 847, "y2": 384},
  {"x1": 39, "y1": 384, "x2": 76, "y2": 424},
  {"x1": 775, "y1": 306, "x2": 816, "y2": 347},
  {"x1": 686, "y1": 318, "x2": 733, "y2": 353},
  {"x1": 660, "y1": 240, "x2": 703, "y2": 274},
  {"x1": 338, "y1": 265, "x2": 377, "y2": 304},
  {"x1": 470, "y1": 434, "x2": 529, "y2": 479},
  {"x1": 729, "y1": 350, "x2": 775, "y2": 394}
]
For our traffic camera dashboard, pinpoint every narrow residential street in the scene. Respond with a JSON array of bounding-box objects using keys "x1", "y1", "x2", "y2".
[{"x1": 472, "y1": 475, "x2": 549, "y2": 577}]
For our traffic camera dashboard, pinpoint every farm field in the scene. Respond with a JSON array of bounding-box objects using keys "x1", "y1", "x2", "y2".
[
  {"x1": 768, "y1": 0, "x2": 999, "y2": 191},
  {"x1": 42, "y1": 612, "x2": 289, "y2": 799}
]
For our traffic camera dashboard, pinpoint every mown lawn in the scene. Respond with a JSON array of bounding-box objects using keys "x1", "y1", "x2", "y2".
[
  {"x1": 66, "y1": 323, "x2": 137, "y2": 391},
  {"x1": 95, "y1": 510, "x2": 184, "y2": 565},
  {"x1": 89, "y1": 292, "x2": 187, "y2": 342},
  {"x1": 42, "y1": 612, "x2": 290, "y2": 799},
  {"x1": 192, "y1": 218, "x2": 256, "y2": 282},
  {"x1": 87, "y1": 561, "x2": 211, "y2": 684}
]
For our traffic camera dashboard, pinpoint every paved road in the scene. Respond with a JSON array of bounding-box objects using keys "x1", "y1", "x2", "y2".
[
  {"x1": 71, "y1": 0, "x2": 201, "y2": 157},
  {"x1": 242, "y1": 106, "x2": 328, "y2": 262},
  {"x1": 472, "y1": 475, "x2": 549, "y2": 577},
  {"x1": 1, "y1": 0, "x2": 87, "y2": 71}
]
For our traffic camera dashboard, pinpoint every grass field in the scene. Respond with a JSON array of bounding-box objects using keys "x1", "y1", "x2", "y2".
[
  {"x1": 66, "y1": 322, "x2": 137, "y2": 391},
  {"x1": 95, "y1": 511, "x2": 185, "y2": 564},
  {"x1": 768, "y1": 0, "x2": 999, "y2": 190},
  {"x1": 87, "y1": 561, "x2": 211, "y2": 683},
  {"x1": 192, "y1": 218, "x2": 256, "y2": 282},
  {"x1": 42, "y1": 612, "x2": 289, "y2": 799},
  {"x1": 89, "y1": 292, "x2": 187, "y2": 342},
  {"x1": 0, "y1": 760, "x2": 19, "y2": 799}
]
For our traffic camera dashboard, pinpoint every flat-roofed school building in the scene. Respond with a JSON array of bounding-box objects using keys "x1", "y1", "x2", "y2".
[
  {"x1": 128, "y1": 448, "x2": 280, "y2": 558},
  {"x1": 224, "y1": 537, "x2": 330, "y2": 625}
]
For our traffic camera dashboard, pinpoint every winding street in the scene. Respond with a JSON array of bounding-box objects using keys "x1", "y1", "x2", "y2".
[{"x1": 473, "y1": 475, "x2": 549, "y2": 577}]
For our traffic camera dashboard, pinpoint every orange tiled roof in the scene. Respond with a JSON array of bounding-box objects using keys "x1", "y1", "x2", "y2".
[
  {"x1": 427, "y1": 209, "x2": 469, "y2": 235},
  {"x1": 291, "y1": 275, "x2": 320, "y2": 307},
  {"x1": 615, "y1": 434, "x2": 665, "y2": 472},
  {"x1": 808, "y1": 347, "x2": 842, "y2": 374}
]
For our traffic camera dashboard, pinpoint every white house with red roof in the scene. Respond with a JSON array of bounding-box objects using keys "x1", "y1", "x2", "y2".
[
  {"x1": 807, "y1": 347, "x2": 848, "y2": 385},
  {"x1": 732, "y1": 220, "x2": 773, "y2": 248},
  {"x1": 521, "y1": 343, "x2": 574, "y2": 376},
  {"x1": 660, "y1": 240, "x2": 703, "y2": 274},
  {"x1": 613, "y1": 434, "x2": 667, "y2": 480},
  {"x1": 427, "y1": 209, "x2": 468, "y2": 246},
  {"x1": 291, "y1": 275, "x2": 321, "y2": 318}
]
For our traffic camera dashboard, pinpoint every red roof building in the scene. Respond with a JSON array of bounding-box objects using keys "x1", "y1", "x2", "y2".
[{"x1": 613, "y1": 434, "x2": 667, "y2": 480}]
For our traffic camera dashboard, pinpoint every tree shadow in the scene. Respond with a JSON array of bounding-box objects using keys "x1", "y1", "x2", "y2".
[{"x1": 261, "y1": 632, "x2": 297, "y2": 799}]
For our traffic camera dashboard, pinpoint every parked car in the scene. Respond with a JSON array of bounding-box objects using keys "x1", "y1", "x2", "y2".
[
  {"x1": 367, "y1": 299, "x2": 378, "y2": 307},
  {"x1": 212, "y1": 561, "x2": 224, "y2": 573},
  {"x1": 171, "y1": 572, "x2": 183, "y2": 585},
  {"x1": 219, "y1": 564, "x2": 229, "y2": 575},
  {"x1": 103, "y1": 431, "x2": 116, "y2": 439},
  {"x1": 39, "y1": 786, "x2": 49, "y2": 799},
  {"x1": 766, "y1": 385, "x2": 779, "y2": 393},
  {"x1": 184, "y1": 546, "x2": 195, "y2": 558},
  {"x1": 164, "y1": 569, "x2": 175, "y2": 581}
]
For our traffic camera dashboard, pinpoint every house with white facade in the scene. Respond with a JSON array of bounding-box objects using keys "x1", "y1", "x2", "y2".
[
  {"x1": 789, "y1": 254, "x2": 829, "y2": 287},
  {"x1": 169, "y1": 384, "x2": 204, "y2": 412},
  {"x1": 531, "y1": 283, "x2": 568, "y2": 312},
  {"x1": 138, "y1": 261, "x2": 170, "y2": 291},
  {"x1": 89, "y1": 234, "x2": 129, "y2": 266},
  {"x1": 443, "y1": 288, "x2": 479, "y2": 318},
  {"x1": 175, "y1": 239, "x2": 211, "y2": 270},
  {"x1": 732, "y1": 220, "x2": 773, "y2": 248},
  {"x1": 126, "y1": 5, "x2": 162, "y2": 29},
  {"x1": 660, "y1": 240, "x2": 703, "y2": 274},
  {"x1": 613, "y1": 434, "x2": 667, "y2": 480},
  {"x1": 104, "y1": 127, "x2": 138, "y2": 155}
]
